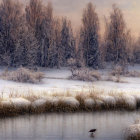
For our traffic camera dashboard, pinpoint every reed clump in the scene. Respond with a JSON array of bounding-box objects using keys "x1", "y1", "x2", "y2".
[{"x1": 0, "y1": 89, "x2": 140, "y2": 117}]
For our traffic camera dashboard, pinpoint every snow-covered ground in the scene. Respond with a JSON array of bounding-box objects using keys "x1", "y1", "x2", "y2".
[{"x1": 0, "y1": 65, "x2": 140, "y2": 98}]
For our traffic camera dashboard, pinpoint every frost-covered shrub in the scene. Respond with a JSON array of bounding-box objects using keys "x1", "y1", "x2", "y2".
[
  {"x1": 70, "y1": 68, "x2": 101, "y2": 81},
  {"x1": 125, "y1": 71, "x2": 140, "y2": 77},
  {"x1": 84, "y1": 98, "x2": 95, "y2": 108},
  {"x1": 111, "y1": 65, "x2": 124, "y2": 76},
  {"x1": 125, "y1": 124, "x2": 140, "y2": 140},
  {"x1": 1, "y1": 67, "x2": 45, "y2": 83}
]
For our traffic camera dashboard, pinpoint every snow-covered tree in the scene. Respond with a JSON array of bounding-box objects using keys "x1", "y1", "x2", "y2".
[
  {"x1": 41, "y1": 2, "x2": 55, "y2": 67},
  {"x1": 0, "y1": 0, "x2": 39, "y2": 67},
  {"x1": 53, "y1": 18, "x2": 62, "y2": 68},
  {"x1": 80, "y1": 2, "x2": 100, "y2": 68},
  {"x1": 14, "y1": 19, "x2": 39, "y2": 67},
  {"x1": 26, "y1": 0, "x2": 43, "y2": 66},
  {"x1": 26, "y1": 1, "x2": 55, "y2": 67},
  {"x1": 0, "y1": 0, "x2": 24, "y2": 66},
  {"x1": 60, "y1": 18, "x2": 76, "y2": 66},
  {"x1": 133, "y1": 36, "x2": 140, "y2": 63},
  {"x1": 105, "y1": 4, "x2": 128, "y2": 65}
]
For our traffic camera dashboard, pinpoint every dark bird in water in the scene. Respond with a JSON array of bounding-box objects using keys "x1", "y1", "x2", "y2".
[{"x1": 89, "y1": 129, "x2": 97, "y2": 137}]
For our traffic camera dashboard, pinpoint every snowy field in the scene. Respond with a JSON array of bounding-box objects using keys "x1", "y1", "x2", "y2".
[{"x1": 0, "y1": 65, "x2": 140, "y2": 98}]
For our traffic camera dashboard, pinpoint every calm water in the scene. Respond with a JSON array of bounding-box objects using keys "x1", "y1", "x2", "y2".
[{"x1": 0, "y1": 111, "x2": 139, "y2": 140}]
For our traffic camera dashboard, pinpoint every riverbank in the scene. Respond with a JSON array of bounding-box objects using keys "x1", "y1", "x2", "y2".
[{"x1": 0, "y1": 89, "x2": 140, "y2": 117}]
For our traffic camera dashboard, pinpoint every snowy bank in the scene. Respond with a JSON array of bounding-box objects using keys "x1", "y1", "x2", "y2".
[
  {"x1": 0, "y1": 66, "x2": 140, "y2": 98},
  {"x1": 0, "y1": 90, "x2": 140, "y2": 116}
]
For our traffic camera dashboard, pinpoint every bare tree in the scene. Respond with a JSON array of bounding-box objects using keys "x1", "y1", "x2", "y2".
[
  {"x1": 26, "y1": 0, "x2": 43, "y2": 29},
  {"x1": 0, "y1": 0, "x2": 39, "y2": 67},
  {"x1": 105, "y1": 4, "x2": 128, "y2": 66},
  {"x1": 0, "y1": 0, "x2": 24, "y2": 66}
]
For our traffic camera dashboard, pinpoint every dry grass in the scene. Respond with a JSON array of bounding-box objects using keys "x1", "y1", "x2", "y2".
[
  {"x1": 70, "y1": 68, "x2": 101, "y2": 81},
  {"x1": 0, "y1": 89, "x2": 139, "y2": 117},
  {"x1": 0, "y1": 67, "x2": 45, "y2": 83}
]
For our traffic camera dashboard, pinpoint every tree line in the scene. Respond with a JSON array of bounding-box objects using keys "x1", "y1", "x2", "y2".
[{"x1": 0, "y1": 0, "x2": 139, "y2": 68}]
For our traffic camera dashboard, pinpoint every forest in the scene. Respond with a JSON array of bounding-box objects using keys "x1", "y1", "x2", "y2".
[{"x1": 0, "y1": 0, "x2": 139, "y2": 70}]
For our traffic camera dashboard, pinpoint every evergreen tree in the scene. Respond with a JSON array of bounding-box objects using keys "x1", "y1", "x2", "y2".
[
  {"x1": 60, "y1": 18, "x2": 75, "y2": 66},
  {"x1": 53, "y1": 18, "x2": 62, "y2": 68},
  {"x1": 14, "y1": 18, "x2": 39, "y2": 67}
]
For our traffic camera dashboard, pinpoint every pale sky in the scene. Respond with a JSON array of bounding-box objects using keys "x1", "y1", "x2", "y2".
[
  {"x1": 23, "y1": 0, "x2": 140, "y2": 37},
  {"x1": 45, "y1": 0, "x2": 140, "y2": 37}
]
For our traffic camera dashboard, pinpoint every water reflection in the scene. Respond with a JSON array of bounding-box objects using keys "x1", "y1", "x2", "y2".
[{"x1": 0, "y1": 111, "x2": 139, "y2": 140}]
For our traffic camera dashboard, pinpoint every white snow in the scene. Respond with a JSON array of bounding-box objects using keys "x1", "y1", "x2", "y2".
[
  {"x1": 122, "y1": 94, "x2": 137, "y2": 108},
  {"x1": 61, "y1": 97, "x2": 80, "y2": 107},
  {"x1": 0, "y1": 65, "x2": 140, "y2": 98},
  {"x1": 95, "y1": 99, "x2": 104, "y2": 106},
  {"x1": 31, "y1": 98, "x2": 47, "y2": 108},
  {"x1": 11, "y1": 98, "x2": 31, "y2": 108},
  {"x1": 84, "y1": 98, "x2": 95, "y2": 107},
  {"x1": 99, "y1": 95, "x2": 116, "y2": 105}
]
